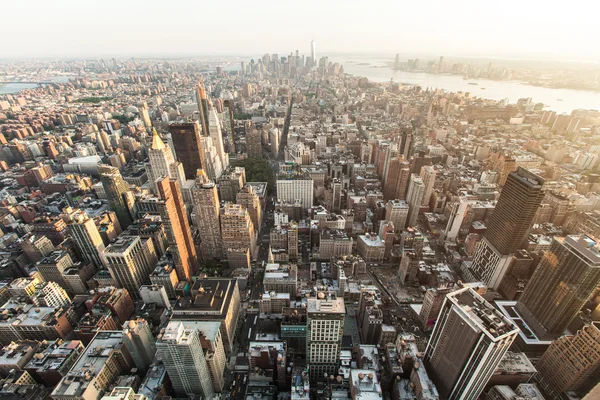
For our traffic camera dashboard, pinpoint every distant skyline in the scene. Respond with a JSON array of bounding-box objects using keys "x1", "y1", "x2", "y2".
[{"x1": 2, "y1": 0, "x2": 599, "y2": 61}]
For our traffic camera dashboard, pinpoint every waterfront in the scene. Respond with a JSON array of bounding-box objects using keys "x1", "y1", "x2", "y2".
[{"x1": 331, "y1": 56, "x2": 600, "y2": 114}]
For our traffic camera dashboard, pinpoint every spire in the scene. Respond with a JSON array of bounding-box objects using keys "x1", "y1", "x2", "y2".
[{"x1": 151, "y1": 129, "x2": 166, "y2": 150}]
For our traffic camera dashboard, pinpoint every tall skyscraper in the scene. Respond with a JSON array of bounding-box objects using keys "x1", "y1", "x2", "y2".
[
  {"x1": 157, "y1": 321, "x2": 215, "y2": 399},
  {"x1": 62, "y1": 208, "x2": 105, "y2": 268},
  {"x1": 406, "y1": 174, "x2": 425, "y2": 227},
  {"x1": 423, "y1": 287, "x2": 519, "y2": 400},
  {"x1": 169, "y1": 121, "x2": 205, "y2": 180},
  {"x1": 199, "y1": 135, "x2": 223, "y2": 181},
  {"x1": 385, "y1": 200, "x2": 409, "y2": 232},
  {"x1": 156, "y1": 177, "x2": 197, "y2": 282},
  {"x1": 122, "y1": 318, "x2": 156, "y2": 372},
  {"x1": 191, "y1": 169, "x2": 224, "y2": 260},
  {"x1": 306, "y1": 293, "x2": 345, "y2": 381},
  {"x1": 468, "y1": 168, "x2": 545, "y2": 289},
  {"x1": 194, "y1": 80, "x2": 210, "y2": 136},
  {"x1": 311, "y1": 40, "x2": 316, "y2": 67},
  {"x1": 99, "y1": 165, "x2": 133, "y2": 230},
  {"x1": 247, "y1": 128, "x2": 262, "y2": 158},
  {"x1": 420, "y1": 165, "x2": 436, "y2": 207},
  {"x1": 147, "y1": 129, "x2": 185, "y2": 193},
  {"x1": 208, "y1": 104, "x2": 229, "y2": 172},
  {"x1": 535, "y1": 322, "x2": 600, "y2": 398},
  {"x1": 101, "y1": 235, "x2": 158, "y2": 299},
  {"x1": 516, "y1": 235, "x2": 600, "y2": 340}
]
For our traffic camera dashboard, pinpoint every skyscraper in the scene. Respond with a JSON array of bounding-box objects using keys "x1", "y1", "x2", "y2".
[
  {"x1": 383, "y1": 156, "x2": 410, "y2": 200},
  {"x1": 122, "y1": 318, "x2": 156, "y2": 372},
  {"x1": 247, "y1": 128, "x2": 262, "y2": 158},
  {"x1": 306, "y1": 293, "x2": 345, "y2": 381},
  {"x1": 311, "y1": 40, "x2": 316, "y2": 67},
  {"x1": 208, "y1": 104, "x2": 229, "y2": 172},
  {"x1": 62, "y1": 208, "x2": 105, "y2": 269},
  {"x1": 468, "y1": 168, "x2": 545, "y2": 289},
  {"x1": 157, "y1": 321, "x2": 215, "y2": 399},
  {"x1": 192, "y1": 169, "x2": 224, "y2": 260},
  {"x1": 420, "y1": 165, "x2": 436, "y2": 207},
  {"x1": 406, "y1": 174, "x2": 425, "y2": 227},
  {"x1": 194, "y1": 80, "x2": 209, "y2": 136},
  {"x1": 169, "y1": 121, "x2": 205, "y2": 180},
  {"x1": 101, "y1": 235, "x2": 158, "y2": 299},
  {"x1": 535, "y1": 322, "x2": 600, "y2": 398},
  {"x1": 423, "y1": 287, "x2": 519, "y2": 400},
  {"x1": 516, "y1": 235, "x2": 600, "y2": 339},
  {"x1": 147, "y1": 129, "x2": 185, "y2": 193},
  {"x1": 156, "y1": 177, "x2": 197, "y2": 282},
  {"x1": 99, "y1": 165, "x2": 133, "y2": 230}
]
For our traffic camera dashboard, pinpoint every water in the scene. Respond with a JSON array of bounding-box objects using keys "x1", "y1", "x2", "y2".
[
  {"x1": 0, "y1": 83, "x2": 39, "y2": 94},
  {"x1": 333, "y1": 57, "x2": 600, "y2": 114}
]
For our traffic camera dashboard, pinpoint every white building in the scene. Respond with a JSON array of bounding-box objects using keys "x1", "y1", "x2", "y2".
[
  {"x1": 406, "y1": 174, "x2": 425, "y2": 227},
  {"x1": 277, "y1": 176, "x2": 313, "y2": 210}
]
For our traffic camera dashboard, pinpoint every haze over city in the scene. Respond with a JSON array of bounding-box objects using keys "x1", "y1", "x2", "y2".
[{"x1": 2, "y1": 0, "x2": 599, "y2": 60}]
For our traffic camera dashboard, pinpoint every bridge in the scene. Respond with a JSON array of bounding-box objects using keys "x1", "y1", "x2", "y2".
[{"x1": 0, "y1": 81, "x2": 60, "y2": 88}]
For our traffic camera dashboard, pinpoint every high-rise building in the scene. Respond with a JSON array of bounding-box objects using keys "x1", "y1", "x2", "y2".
[
  {"x1": 277, "y1": 171, "x2": 313, "y2": 210},
  {"x1": 30, "y1": 281, "x2": 71, "y2": 308},
  {"x1": 236, "y1": 184, "x2": 262, "y2": 234},
  {"x1": 516, "y1": 235, "x2": 600, "y2": 339},
  {"x1": 195, "y1": 80, "x2": 210, "y2": 135},
  {"x1": 247, "y1": 128, "x2": 262, "y2": 158},
  {"x1": 101, "y1": 235, "x2": 158, "y2": 299},
  {"x1": 383, "y1": 156, "x2": 411, "y2": 200},
  {"x1": 192, "y1": 169, "x2": 223, "y2": 260},
  {"x1": 423, "y1": 287, "x2": 519, "y2": 400},
  {"x1": 535, "y1": 322, "x2": 600, "y2": 398},
  {"x1": 468, "y1": 168, "x2": 545, "y2": 289},
  {"x1": 156, "y1": 321, "x2": 215, "y2": 399},
  {"x1": 62, "y1": 208, "x2": 105, "y2": 269},
  {"x1": 199, "y1": 135, "x2": 223, "y2": 181},
  {"x1": 169, "y1": 121, "x2": 205, "y2": 180},
  {"x1": 220, "y1": 203, "x2": 257, "y2": 260},
  {"x1": 306, "y1": 293, "x2": 345, "y2": 381},
  {"x1": 208, "y1": 104, "x2": 228, "y2": 172},
  {"x1": 385, "y1": 200, "x2": 409, "y2": 233},
  {"x1": 419, "y1": 165, "x2": 436, "y2": 208},
  {"x1": 99, "y1": 165, "x2": 133, "y2": 229},
  {"x1": 122, "y1": 319, "x2": 156, "y2": 373},
  {"x1": 147, "y1": 130, "x2": 185, "y2": 193},
  {"x1": 311, "y1": 40, "x2": 316, "y2": 68},
  {"x1": 406, "y1": 174, "x2": 425, "y2": 227},
  {"x1": 156, "y1": 177, "x2": 198, "y2": 282}
]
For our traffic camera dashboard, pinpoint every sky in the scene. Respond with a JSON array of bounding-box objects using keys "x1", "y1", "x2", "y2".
[{"x1": 2, "y1": 0, "x2": 599, "y2": 60}]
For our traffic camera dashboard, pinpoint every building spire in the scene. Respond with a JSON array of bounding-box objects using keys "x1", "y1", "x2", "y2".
[{"x1": 151, "y1": 129, "x2": 166, "y2": 150}]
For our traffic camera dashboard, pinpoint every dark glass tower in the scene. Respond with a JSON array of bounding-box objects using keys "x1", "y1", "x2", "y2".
[{"x1": 169, "y1": 121, "x2": 204, "y2": 180}]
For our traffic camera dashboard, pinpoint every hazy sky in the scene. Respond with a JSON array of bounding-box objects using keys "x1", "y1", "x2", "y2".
[{"x1": 2, "y1": 0, "x2": 599, "y2": 60}]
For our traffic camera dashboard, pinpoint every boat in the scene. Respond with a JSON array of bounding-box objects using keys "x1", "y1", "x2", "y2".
[
  {"x1": 468, "y1": 82, "x2": 478, "y2": 85},
  {"x1": 481, "y1": 87, "x2": 486, "y2": 90},
  {"x1": 557, "y1": 98, "x2": 563, "y2": 101}
]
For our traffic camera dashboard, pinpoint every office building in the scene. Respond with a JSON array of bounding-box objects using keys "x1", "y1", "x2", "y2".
[
  {"x1": 99, "y1": 165, "x2": 133, "y2": 229},
  {"x1": 30, "y1": 282, "x2": 71, "y2": 308},
  {"x1": 383, "y1": 156, "x2": 410, "y2": 200},
  {"x1": 24, "y1": 339, "x2": 84, "y2": 387},
  {"x1": 419, "y1": 165, "x2": 436, "y2": 207},
  {"x1": 156, "y1": 321, "x2": 214, "y2": 399},
  {"x1": 263, "y1": 263, "x2": 297, "y2": 297},
  {"x1": 122, "y1": 319, "x2": 156, "y2": 373},
  {"x1": 220, "y1": 203, "x2": 257, "y2": 260},
  {"x1": 208, "y1": 104, "x2": 228, "y2": 172},
  {"x1": 156, "y1": 177, "x2": 197, "y2": 282},
  {"x1": 517, "y1": 235, "x2": 600, "y2": 340},
  {"x1": 385, "y1": 200, "x2": 409, "y2": 233},
  {"x1": 306, "y1": 293, "x2": 345, "y2": 381},
  {"x1": 218, "y1": 166, "x2": 246, "y2": 202},
  {"x1": 406, "y1": 174, "x2": 425, "y2": 227},
  {"x1": 147, "y1": 130, "x2": 185, "y2": 193},
  {"x1": 535, "y1": 322, "x2": 600, "y2": 398},
  {"x1": 172, "y1": 278, "x2": 241, "y2": 353},
  {"x1": 423, "y1": 287, "x2": 519, "y2": 400},
  {"x1": 21, "y1": 234, "x2": 55, "y2": 263},
  {"x1": 468, "y1": 168, "x2": 545, "y2": 289},
  {"x1": 35, "y1": 250, "x2": 73, "y2": 292},
  {"x1": 236, "y1": 184, "x2": 262, "y2": 234},
  {"x1": 139, "y1": 284, "x2": 170, "y2": 308},
  {"x1": 52, "y1": 331, "x2": 134, "y2": 400},
  {"x1": 149, "y1": 259, "x2": 179, "y2": 299},
  {"x1": 169, "y1": 121, "x2": 205, "y2": 180},
  {"x1": 62, "y1": 208, "x2": 105, "y2": 269},
  {"x1": 248, "y1": 341, "x2": 287, "y2": 390},
  {"x1": 247, "y1": 128, "x2": 262, "y2": 159},
  {"x1": 180, "y1": 321, "x2": 226, "y2": 393},
  {"x1": 101, "y1": 235, "x2": 158, "y2": 299},
  {"x1": 277, "y1": 172, "x2": 313, "y2": 210}
]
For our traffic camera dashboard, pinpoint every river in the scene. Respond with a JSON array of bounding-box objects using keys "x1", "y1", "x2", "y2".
[
  {"x1": 331, "y1": 56, "x2": 600, "y2": 114},
  {"x1": 0, "y1": 76, "x2": 72, "y2": 95}
]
